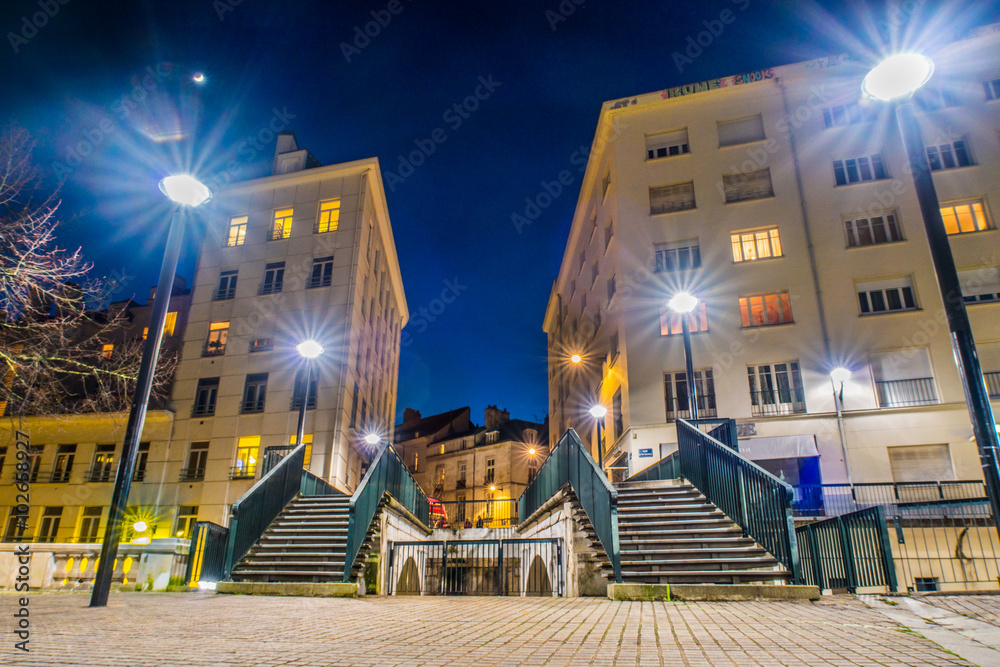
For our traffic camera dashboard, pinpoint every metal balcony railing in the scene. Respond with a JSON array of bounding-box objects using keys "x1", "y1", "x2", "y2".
[
  {"x1": 179, "y1": 468, "x2": 206, "y2": 482},
  {"x1": 665, "y1": 394, "x2": 718, "y2": 422},
  {"x1": 87, "y1": 467, "x2": 114, "y2": 483},
  {"x1": 229, "y1": 465, "x2": 256, "y2": 480},
  {"x1": 202, "y1": 343, "x2": 226, "y2": 357},
  {"x1": 985, "y1": 371, "x2": 1000, "y2": 399},
  {"x1": 875, "y1": 377, "x2": 937, "y2": 407},
  {"x1": 191, "y1": 404, "x2": 216, "y2": 418},
  {"x1": 49, "y1": 469, "x2": 73, "y2": 483},
  {"x1": 749, "y1": 386, "x2": 806, "y2": 417}
]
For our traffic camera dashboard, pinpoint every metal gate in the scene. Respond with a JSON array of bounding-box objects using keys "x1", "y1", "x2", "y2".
[{"x1": 387, "y1": 539, "x2": 564, "y2": 596}]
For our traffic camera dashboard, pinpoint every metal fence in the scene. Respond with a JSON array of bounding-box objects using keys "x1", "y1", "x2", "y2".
[
  {"x1": 387, "y1": 539, "x2": 564, "y2": 596},
  {"x1": 434, "y1": 499, "x2": 519, "y2": 529},
  {"x1": 792, "y1": 481, "x2": 987, "y2": 518},
  {"x1": 796, "y1": 506, "x2": 896, "y2": 593},
  {"x1": 185, "y1": 521, "x2": 229, "y2": 586}
]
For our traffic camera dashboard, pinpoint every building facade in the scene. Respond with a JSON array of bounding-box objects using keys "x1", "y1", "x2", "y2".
[{"x1": 545, "y1": 26, "x2": 1000, "y2": 486}]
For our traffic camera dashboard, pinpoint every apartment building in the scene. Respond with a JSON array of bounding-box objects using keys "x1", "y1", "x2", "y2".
[{"x1": 545, "y1": 26, "x2": 1000, "y2": 487}]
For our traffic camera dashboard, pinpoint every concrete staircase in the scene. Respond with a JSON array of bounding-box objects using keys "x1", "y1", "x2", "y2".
[
  {"x1": 230, "y1": 494, "x2": 350, "y2": 583},
  {"x1": 616, "y1": 479, "x2": 791, "y2": 585}
]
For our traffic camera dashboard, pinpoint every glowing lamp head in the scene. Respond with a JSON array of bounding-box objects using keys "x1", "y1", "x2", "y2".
[
  {"x1": 296, "y1": 340, "x2": 324, "y2": 359},
  {"x1": 570, "y1": 353, "x2": 582, "y2": 364},
  {"x1": 158, "y1": 174, "x2": 212, "y2": 207},
  {"x1": 133, "y1": 520, "x2": 148, "y2": 532},
  {"x1": 668, "y1": 292, "x2": 699, "y2": 314},
  {"x1": 489, "y1": 484, "x2": 496, "y2": 492},
  {"x1": 862, "y1": 53, "x2": 934, "y2": 101},
  {"x1": 528, "y1": 447, "x2": 536, "y2": 456},
  {"x1": 589, "y1": 405, "x2": 608, "y2": 419},
  {"x1": 364, "y1": 433, "x2": 381, "y2": 445},
  {"x1": 830, "y1": 367, "x2": 852, "y2": 385}
]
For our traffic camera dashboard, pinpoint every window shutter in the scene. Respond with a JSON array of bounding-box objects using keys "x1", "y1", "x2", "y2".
[
  {"x1": 888, "y1": 444, "x2": 954, "y2": 482},
  {"x1": 722, "y1": 168, "x2": 773, "y2": 203},
  {"x1": 649, "y1": 181, "x2": 695, "y2": 214},
  {"x1": 717, "y1": 114, "x2": 765, "y2": 147},
  {"x1": 869, "y1": 349, "x2": 933, "y2": 382},
  {"x1": 646, "y1": 129, "x2": 689, "y2": 158},
  {"x1": 958, "y1": 267, "x2": 1000, "y2": 298}
]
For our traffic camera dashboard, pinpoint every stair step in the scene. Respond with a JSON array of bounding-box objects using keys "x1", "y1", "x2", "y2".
[{"x1": 621, "y1": 570, "x2": 791, "y2": 584}]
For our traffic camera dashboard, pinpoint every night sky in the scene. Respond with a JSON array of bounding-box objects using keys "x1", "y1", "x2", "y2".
[{"x1": 2, "y1": 0, "x2": 997, "y2": 425}]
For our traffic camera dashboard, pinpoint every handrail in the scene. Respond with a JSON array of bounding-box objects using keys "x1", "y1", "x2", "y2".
[
  {"x1": 796, "y1": 506, "x2": 897, "y2": 592},
  {"x1": 184, "y1": 521, "x2": 229, "y2": 586},
  {"x1": 626, "y1": 450, "x2": 679, "y2": 483},
  {"x1": 677, "y1": 419, "x2": 800, "y2": 583},
  {"x1": 342, "y1": 442, "x2": 430, "y2": 582},
  {"x1": 518, "y1": 429, "x2": 621, "y2": 582},
  {"x1": 222, "y1": 442, "x2": 306, "y2": 580},
  {"x1": 301, "y1": 470, "x2": 339, "y2": 496}
]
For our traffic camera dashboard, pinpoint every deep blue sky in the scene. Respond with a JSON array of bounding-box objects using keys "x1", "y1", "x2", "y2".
[{"x1": 2, "y1": 0, "x2": 997, "y2": 425}]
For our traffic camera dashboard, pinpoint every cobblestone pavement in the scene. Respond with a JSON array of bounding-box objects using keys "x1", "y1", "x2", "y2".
[
  {"x1": 918, "y1": 594, "x2": 1000, "y2": 628},
  {"x1": 2, "y1": 592, "x2": 975, "y2": 666}
]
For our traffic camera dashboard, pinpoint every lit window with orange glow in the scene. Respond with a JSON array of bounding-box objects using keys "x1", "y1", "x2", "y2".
[
  {"x1": 290, "y1": 433, "x2": 313, "y2": 469},
  {"x1": 101, "y1": 343, "x2": 114, "y2": 359},
  {"x1": 142, "y1": 312, "x2": 177, "y2": 339},
  {"x1": 271, "y1": 208, "x2": 294, "y2": 240},
  {"x1": 316, "y1": 199, "x2": 341, "y2": 233},
  {"x1": 659, "y1": 303, "x2": 708, "y2": 336},
  {"x1": 227, "y1": 215, "x2": 247, "y2": 246},
  {"x1": 739, "y1": 292, "x2": 793, "y2": 327},
  {"x1": 940, "y1": 200, "x2": 991, "y2": 235}
]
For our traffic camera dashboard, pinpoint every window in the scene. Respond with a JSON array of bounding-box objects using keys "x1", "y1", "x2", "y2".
[
  {"x1": 722, "y1": 168, "x2": 774, "y2": 203},
  {"x1": 940, "y1": 200, "x2": 991, "y2": 235},
  {"x1": 350, "y1": 383, "x2": 359, "y2": 427},
  {"x1": 646, "y1": 128, "x2": 689, "y2": 159},
  {"x1": 613, "y1": 389, "x2": 624, "y2": 439},
  {"x1": 731, "y1": 228, "x2": 782, "y2": 262},
  {"x1": 101, "y1": 343, "x2": 114, "y2": 359},
  {"x1": 241, "y1": 373, "x2": 268, "y2": 413},
  {"x1": 24, "y1": 445, "x2": 42, "y2": 483},
  {"x1": 50, "y1": 444, "x2": 76, "y2": 483},
  {"x1": 204, "y1": 321, "x2": 229, "y2": 356},
  {"x1": 78, "y1": 507, "x2": 103, "y2": 543},
  {"x1": 174, "y1": 505, "x2": 198, "y2": 539},
  {"x1": 607, "y1": 275, "x2": 616, "y2": 304},
  {"x1": 870, "y1": 348, "x2": 938, "y2": 407},
  {"x1": 316, "y1": 199, "x2": 341, "y2": 233},
  {"x1": 4, "y1": 507, "x2": 28, "y2": 542},
  {"x1": 655, "y1": 240, "x2": 700, "y2": 272},
  {"x1": 747, "y1": 362, "x2": 806, "y2": 416},
  {"x1": 134, "y1": 442, "x2": 149, "y2": 482},
  {"x1": 89, "y1": 444, "x2": 115, "y2": 482},
  {"x1": 181, "y1": 442, "x2": 209, "y2": 481},
  {"x1": 834, "y1": 153, "x2": 888, "y2": 185},
  {"x1": 740, "y1": 291, "x2": 793, "y2": 327},
  {"x1": 142, "y1": 312, "x2": 177, "y2": 339},
  {"x1": 307, "y1": 256, "x2": 334, "y2": 289},
  {"x1": 650, "y1": 181, "x2": 695, "y2": 214},
  {"x1": 485, "y1": 458, "x2": 495, "y2": 484},
  {"x1": 889, "y1": 444, "x2": 954, "y2": 482},
  {"x1": 0, "y1": 446, "x2": 5, "y2": 478},
  {"x1": 270, "y1": 208, "x2": 293, "y2": 240},
  {"x1": 915, "y1": 87, "x2": 960, "y2": 110},
  {"x1": 226, "y1": 215, "x2": 247, "y2": 246},
  {"x1": 983, "y1": 77, "x2": 1000, "y2": 100},
  {"x1": 260, "y1": 262, "x2": 285, "y2": 295},
  {"x1": 717, "y1": 114, "x2": 765, "y2": 147},
  {"x1": 822, "y1": 102, "x2": 870, "y2": 128},
  {"x1": 38, "y1": 507, "x2": 62, "y2": 543},
  {"x1": 927, "y1": 139, "x2": 972, "y2": 171},
  {"x1": 659, "y1": 302, "x2": 708, "y2": 336},
  {"x1": 605, "y1": 222, "x2": 613, "y2": 250},
  {"x1": 233, "y1": 436, "x2": 260, "y2": 479},
  {"x1": 960, "y1": 267, "x2": 1000, "y2": 303},
  {"x1": 858, "y1": 277, "x2": 917, "y2": 314},
  {"x1": 192, "y1": 378, "x2": 219, "y2": 417},
  {"x1": 289, "y1": 433, "x2": 313, "y2": 469},
  {"x1": 845, "y1": 212, "x2": 903, "y2": 247},
  {"x1": 216, "y1": 270, "x2": 238, "y2": 300},
  {"x1": 249, "y1": 337, "x2": 274, "y2": 353},
  {"x1": 664, "y1": 369, "x2": 716, "y2": 421},
  {"x1": 291, "y1": 366, "x2": 318, "y2": 410},
  {"x1": 457, "y1": 461, "x2": 467, "y2": 488}
]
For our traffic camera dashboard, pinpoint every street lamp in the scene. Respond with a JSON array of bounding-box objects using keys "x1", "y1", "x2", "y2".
[
  {"x1": 570, "y1": 353, "x2": 582, "y2": 364},
  {"x1": 293, "y1": 340, "x2": 324, "y2": 461},
  {"x1": 830, "y1": 367, "x2": 853, "y2": 485},
  {"x1": 91, "y1": 174, "x2": 211, "y2": 608},
  {"x1": 863, "y1": 53, "x2": 1000, "y2": 528},
  {"x1": 589, "y1": 404, "x2": 608, "y2": 469},
  {"x1": 668, "y1": 292, "x2": 700, "y2": 420},
  {"x1": 364, "y1": 433, "x2": 381, "y2": 446}
]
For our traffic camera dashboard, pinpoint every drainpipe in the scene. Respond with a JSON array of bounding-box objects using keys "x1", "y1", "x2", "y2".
[{"x1": 832, "y1": 381, "x2": 853, "y2": 485}]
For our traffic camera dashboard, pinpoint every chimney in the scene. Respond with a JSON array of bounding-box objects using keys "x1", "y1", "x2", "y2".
[
  {"x1": 403, "y1": 407, "x2": 421, "y2": 424},
  {"x1": 484, "y1": 405, "x2": 510, "y2": 430}
]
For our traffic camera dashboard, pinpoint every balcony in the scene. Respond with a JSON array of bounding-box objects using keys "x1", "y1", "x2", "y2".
[
  {"x1": 87, "y1": 467, "x2": 114, "y2": 483},
  {"x1": 214, "y1": 286, "x2": 236, "y2": 301},
  {"x1": 202, "y1": 342, "x2": 226, "y2": 357},
  {"x1": 665, "y1": 394, "x2": 718, "y2": 422},
  {"x1": 49, "y1": 469, "x2": 73, "y2": 483},
  {"x1": 133, "y1": 469, "x2": 147, "y2": 482},
  {"x1": 230, "y1": 465, "x2": 257, "y2": 480},
  {"x1": 749, "y1": 386, "x2": 806, "y2": 417},
  {"x1": 986, "y1": 371, "x2": 1000, "y2": 399},
  {"x1": 875, "y1": 377, "x2": 938, "y2": 408},
  {"x1": 258, "y1": 282, "x2": 283, "y2": 296},
  {"x1": 191, "y1": 404, "x2": 216, "y2": 418},
  {"x1": 306, "y1": 274, "x2": 332, "y2": 289},
  {"x1": 179, "y1": 468, "x2": 205, "y2": 482},
  {"x1": 240, "y1": 400, "x2": 265, "y2": 414}
]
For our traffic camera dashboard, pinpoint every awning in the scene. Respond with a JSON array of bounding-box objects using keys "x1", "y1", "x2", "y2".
[{"x1": 737, "y1": 434, "x2": 818, "y2": 461}]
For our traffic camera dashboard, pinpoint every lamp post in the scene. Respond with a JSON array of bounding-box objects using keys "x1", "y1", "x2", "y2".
[
  {"x1": 830, "y1": 367, "x2": 853, "y2": 485},
  {"x1": 294, "y1": 340, "x2": 323, "y2": 456},
  {"x1": 589, "y1": 404, "x2": 608, "y2": 469},
  {"x1": 90, "y1": 175, "x2": 211, "y2": 608},
  {"x1": 668, "y1": 292, "x2": 700, "y2": 420},
  {"x1": 863, "y1": 54, "x2": 1000, "y2": 529}
]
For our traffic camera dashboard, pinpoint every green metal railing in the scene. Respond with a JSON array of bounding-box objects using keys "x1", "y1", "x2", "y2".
[
  {"x1": 796, "y1": 506, "x2": 897, "y2": 592},
  {"x1": 519, "y1": 428, "x2": 621, "y2": 583},
  {"x1": 184, "y1": 521, "x2": 229, "y2": 586},
  {"x1": 301, "y1": 470, "x2": 339, "y2": 496},
  {"x1": 677, "y1": 419, "x2": 800, "y2": 582},
  {"x1": 342, "y1": 442, "x2": 429, "y2": 582},
  {"x1": 627, "y1": 450, "x2": 679, "y2": 483},
  {"x1": 222, "y1": 442, "x2": 306, "y2": 580}
]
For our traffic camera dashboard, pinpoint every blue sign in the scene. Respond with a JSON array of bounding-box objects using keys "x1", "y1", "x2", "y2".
[{"x1": 638, "y1": 448, "x2": 653, "y2": 458}]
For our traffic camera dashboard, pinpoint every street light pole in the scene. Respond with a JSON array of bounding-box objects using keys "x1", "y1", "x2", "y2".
[
  {"x1": 863, "y1": 54, "x2": 1000, "y2": 532},
  {"x1": 589, "y1": 404, "x2": 608, "y2": 470},
  {"x1": 293, "y1": 340, "x2": 323, "y2": 457},
  {"x1": 668, "y1": 292, "x2": 700, "y2": 420},
  {"x1": 830, "y1": 368, "x2": 853, "y2": 486}
]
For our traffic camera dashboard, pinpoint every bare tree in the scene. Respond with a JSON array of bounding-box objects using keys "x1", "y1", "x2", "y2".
[{"x1": 0, "y1": 125, "x2": 175, "y2": 417}]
